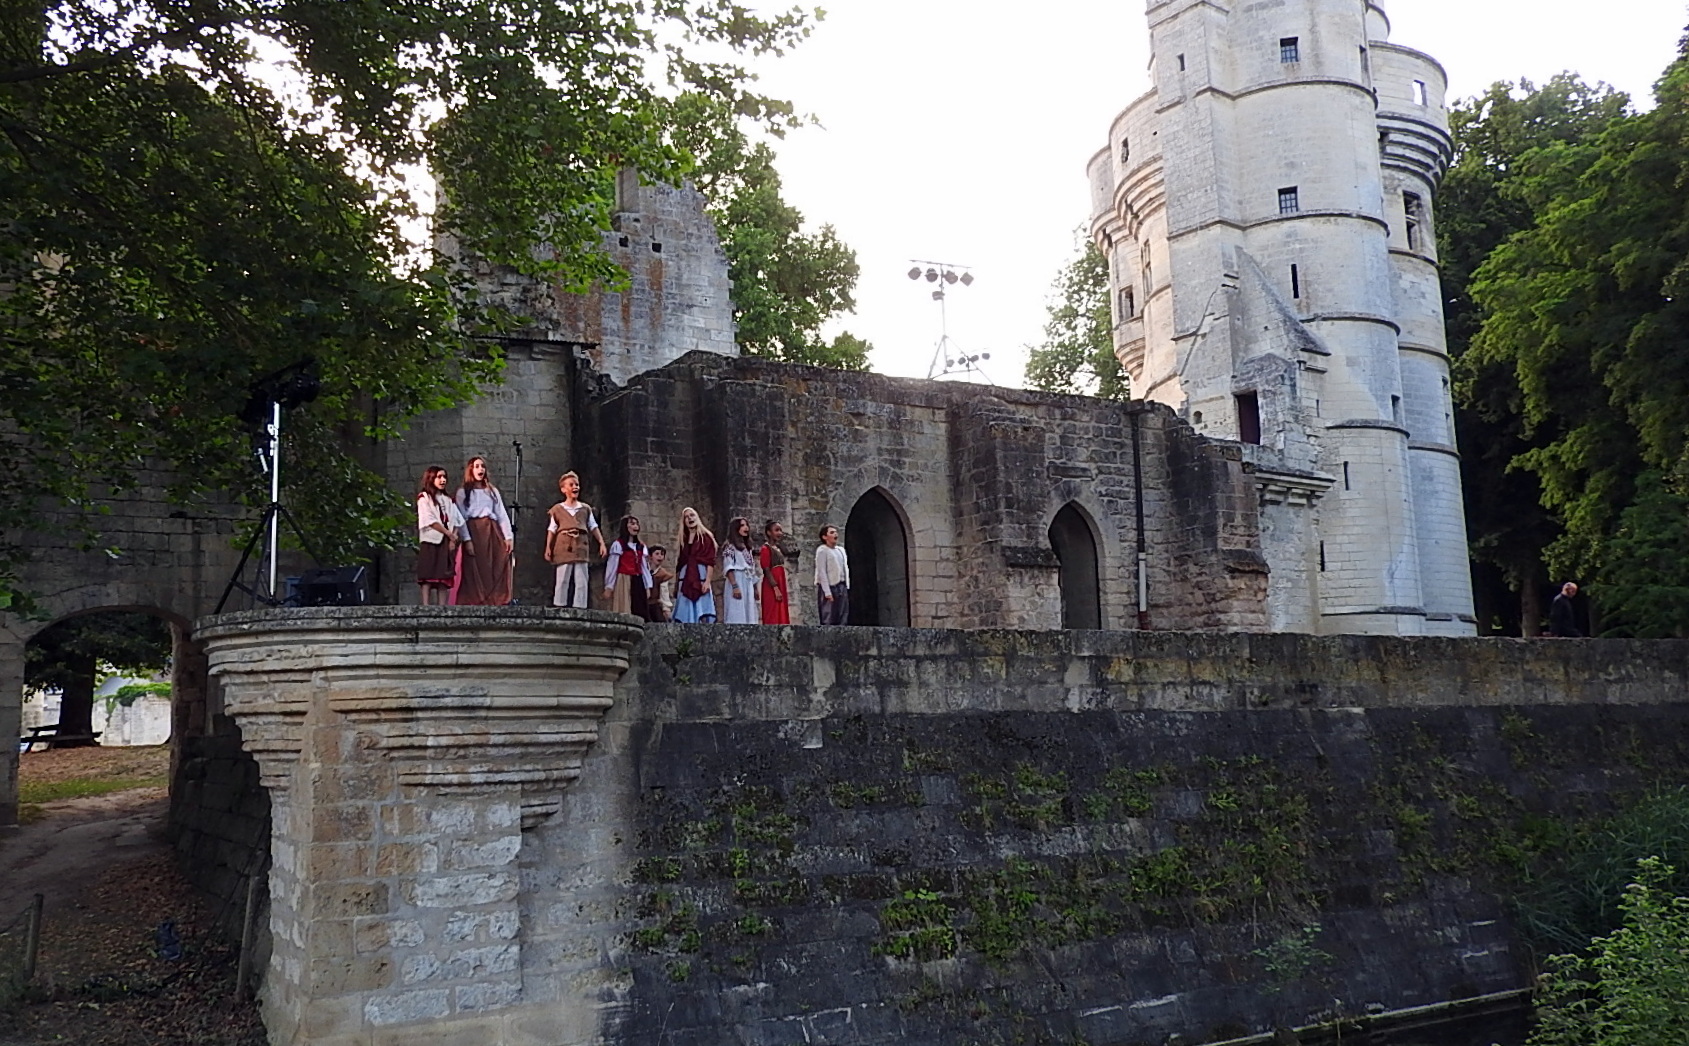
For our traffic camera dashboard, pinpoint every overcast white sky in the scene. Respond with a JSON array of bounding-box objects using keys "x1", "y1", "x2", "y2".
[{"x1": 745, "y1": 0, "x2": 1686, "y2": 385}]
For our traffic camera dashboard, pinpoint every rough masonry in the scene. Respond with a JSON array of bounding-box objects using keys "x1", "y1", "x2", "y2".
[{"x1": 194, "y1": 607, "x2": 1689, "y2": 1045}]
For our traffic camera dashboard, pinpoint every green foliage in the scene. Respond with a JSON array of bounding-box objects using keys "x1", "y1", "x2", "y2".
[
  {"x1": 1461, "y1": 43, "x2": 1689, "y2": 635},
  {"x1": 1512, "y1": 789, "x2": 1689, "y2": 955},
  {"x1": 1442, "y1": 74, "x2": 1631, "y2": 629},
  {"x1": 1593, "y1": 472, "x2": 1689, "y2": 637},
  {"x1": 873, "y1": 889, "x2": 956, "y2": 962},
  {"x1": 0, "y1": 0, "x2": 815, "y2": 610},
  {"x1": 1527, "y1": 858, "x2": 1689, "y2": 1046},
  {"x1": 1024, "y1": 237, "x2": 1127, "y2": 401},
  {"x1": 662, "y1": 92, "x2": 867, "y2": 369},
  {"x1": 1252, "y1": 924, "x2": 1334, "y2": 994},
  {"x1": 108, "y1": 682, "x2": 169, "y2": 706}
]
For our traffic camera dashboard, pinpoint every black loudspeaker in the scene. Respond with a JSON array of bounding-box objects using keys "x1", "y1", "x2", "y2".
[{"x1": 297, "y1": 565, "x2": 369, "y2": 607}]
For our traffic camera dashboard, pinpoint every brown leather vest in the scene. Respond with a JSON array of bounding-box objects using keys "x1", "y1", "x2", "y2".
[{"x1": 547, "y1": 503, "x2": 592, "y2": 563}]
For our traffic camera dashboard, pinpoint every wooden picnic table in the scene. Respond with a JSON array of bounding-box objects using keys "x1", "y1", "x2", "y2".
[{"x1": 18, "y1": 724, "x2": 101, "y2": 752}]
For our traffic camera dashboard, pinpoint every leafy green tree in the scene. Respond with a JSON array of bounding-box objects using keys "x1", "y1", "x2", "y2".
[
  {"x1": 1440, "y1": 75, "x2": 1630, "y2": 634},
  {"x1": 662, "y1": 92, "x2": 869, "y2": 369},
  {"x1": 1592, "y1": 472, "x2": 1689, "y2": 638},
  {"x1": 1465, "y1": 42, "x2": 1689, "y2": 635},
  {"x1": 25, "y1": 611, "x2": 173, "y2": 744},
  {"x1": 1527, "y1": 857, "x2": 1689, "y2": 1046},
  {"x1": 0, "y1": 0, "x2": 812, "y2": 613},
  {"x1": 1024, "y1": 239, "x2": 1127, "y2": 400}
]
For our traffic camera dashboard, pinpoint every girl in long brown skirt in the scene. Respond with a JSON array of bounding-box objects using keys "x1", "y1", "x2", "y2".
[{"x1": 454, "y1": 456, "x2": 514, "y2": 605}]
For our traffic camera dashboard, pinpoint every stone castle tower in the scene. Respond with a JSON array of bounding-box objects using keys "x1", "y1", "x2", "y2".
[{"x1": 1087, "y1": 0, "x2": 1476, "y2": 635}]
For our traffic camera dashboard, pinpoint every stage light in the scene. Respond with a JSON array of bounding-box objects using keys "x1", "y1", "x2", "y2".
[
  {"x1": 907, "y1": 267, "x2": 922, "y2": 280},
  {"x1": 943, "y1": 270, "x2": 958, "y2": 284},
  {"x1": 960, "y1": 272, "x2": 975, "y2": 286},
  {"x1": 925, "y1": 268, "x2": 938, "y2": 282}
]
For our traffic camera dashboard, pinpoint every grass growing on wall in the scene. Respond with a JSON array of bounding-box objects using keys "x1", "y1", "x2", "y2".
[{"x1": 619, "y1": 706, "x2": 1689, "y2": 1038}]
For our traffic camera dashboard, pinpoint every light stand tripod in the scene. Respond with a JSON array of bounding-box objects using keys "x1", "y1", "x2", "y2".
[
  {"x1": 215, "y1": 401, "x2": 324, "y2": 613},
  {"x1": 216, "y1": 361, "x2": 324, "y2": 613}
]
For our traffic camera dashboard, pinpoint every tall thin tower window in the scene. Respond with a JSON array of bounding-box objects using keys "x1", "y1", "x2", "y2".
[
  {"x1": 1280, "y1": 37, "x2": 1300, "y2": 63},
  {"x1": 1403, "y1": 192, "x2": 1425, "y2": 251},
  {"x1": 1412, "y1": 79, "x2": 1427, "y2": 105},
  {"x1": 1278, "y1": 187, "x2": 1300, "y2": 215}
]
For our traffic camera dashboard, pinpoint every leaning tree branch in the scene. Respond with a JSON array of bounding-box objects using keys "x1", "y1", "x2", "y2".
[{"x1": 0, "y1": 11, "x2": 266, "y2": 85}]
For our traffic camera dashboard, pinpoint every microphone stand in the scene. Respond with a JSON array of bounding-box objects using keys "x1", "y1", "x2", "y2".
[
  {"x1": 510, "y1": 440, "x2": 524, "y2": 539},
  {"x1": 509, "y1": 439, "x2": 523, "y2": 601}
]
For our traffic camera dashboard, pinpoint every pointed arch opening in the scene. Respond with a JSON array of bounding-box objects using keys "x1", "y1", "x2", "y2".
[
  {"x1": 844, "y1": 488, "x2": 911, "y2": 627},
  {"x1": 1049, "y1": 503, "x2": 1102, "y2": 630}
]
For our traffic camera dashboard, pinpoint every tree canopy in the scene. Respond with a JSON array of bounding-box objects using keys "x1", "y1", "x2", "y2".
[
  {"x1": 1023, "y1": 238, "x2": 1127, "y2": 400},
  {"x1": 1458, "y1": 39, "x2": 1689, "y2": 636},
  {"x1": 1439, "y1": 74, "x2": 1631, "y2": 634},
  {"x1": 662, "y1": 92, "x2": 869, "y2": 369},
  {"x1": 0, "y1": 0, "x2": 813, "y2": 613}
]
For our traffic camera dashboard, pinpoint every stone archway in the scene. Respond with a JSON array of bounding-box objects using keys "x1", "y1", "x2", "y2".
[
  {"x1": 843, "y1": 488, "x2": 911, "y2": 627},
  {"x1": 1049, "y1": 502, "x2": 1102, "y2": 630},
  {"x1": 20, "y1": 608, "x2": 181, "y2": 749}
]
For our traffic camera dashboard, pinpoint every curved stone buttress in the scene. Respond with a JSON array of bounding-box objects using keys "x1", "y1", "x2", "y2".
[{"x1": 197, "y1": 606, "x2": 643, "y2": 1046}]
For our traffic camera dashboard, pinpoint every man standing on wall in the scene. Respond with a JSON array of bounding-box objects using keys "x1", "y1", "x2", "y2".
[
  {"x1": 815, "y1": 524, "x2": 850, "y2": 625},
  {"x1": 1549, "y1": 582, "x2": 1582, "y2": 637}
]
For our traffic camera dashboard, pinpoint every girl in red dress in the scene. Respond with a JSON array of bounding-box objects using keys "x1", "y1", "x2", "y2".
[{"x1": 758, "y1": 520, "x2": 791, "y2": 624}]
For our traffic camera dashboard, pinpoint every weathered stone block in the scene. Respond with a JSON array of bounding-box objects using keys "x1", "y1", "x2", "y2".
[{"x1": 363, "y1": 987, "x2": 452, "y2": 1026}]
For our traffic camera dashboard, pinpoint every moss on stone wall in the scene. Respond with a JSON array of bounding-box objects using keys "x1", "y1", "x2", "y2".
[{"x1": 596, "y1": 701, "x2": 1689, "y2": 1045}]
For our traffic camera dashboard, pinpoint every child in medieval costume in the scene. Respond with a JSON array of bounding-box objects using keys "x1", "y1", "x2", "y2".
[
  {"x1": 673, "y1": 507, "x2": 718, "y2": 623},
  {"x1": 814, "y1": 523, "x2": 850, "y2": 625},
  {"x1": 545, "y1": 471, "x2": 607, "y2": 608},
  {"x1": 416, "y1": 466, "x2": 468, "y2": 605},
  {"x1": 646, "y1": 545, "x2": 675, "y2": 623},
  {"x1": 601, "y1": 515, "x2": 654, "y2": 618},
  {"x1": 719, "y1": 517, "x2": 759, "y2": 624},
  {"x1": 758, "y1": 520, "x2": 791, "y2": 625},
  {"x1": 454, "y1": 456, "x2": 514, "y2": 605}
]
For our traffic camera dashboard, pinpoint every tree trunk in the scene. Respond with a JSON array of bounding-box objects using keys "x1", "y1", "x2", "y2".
[
  {"x1": 1519, "y1": 573, "x2": 1542, "y2": 638},
  {"x1": 54, "y1": 652, "x2": 99, "y2": 746}
]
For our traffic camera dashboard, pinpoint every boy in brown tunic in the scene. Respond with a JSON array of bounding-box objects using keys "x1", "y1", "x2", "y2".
[{"x1": 544, "y1": 471, "x2": 606, "y2": 607}]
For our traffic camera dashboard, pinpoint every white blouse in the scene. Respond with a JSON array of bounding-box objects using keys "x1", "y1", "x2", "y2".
[
  {"x1": 417, "y1": 493, "x2": 468, "y2": 544},
  {"x1": 814, "y1": 544, "x2": 849, "y2": 589},
  {"x1": 455, "y1": 486, "x2": 513, "y2": 541}
]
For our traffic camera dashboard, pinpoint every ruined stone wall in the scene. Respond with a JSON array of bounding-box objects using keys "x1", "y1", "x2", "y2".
[
  {"x1": 169, "y1": 720, "x2": 271, "y2": 953},
  {"x1": 531, "y1": 628, "x2": 1689, "y2": 1046},
  {"x1": 448, "y1": 177, "x2": 736, "y2": 390},
  {"x1": 575, "y1": 353, "x2": 1268, "y2": 631}
]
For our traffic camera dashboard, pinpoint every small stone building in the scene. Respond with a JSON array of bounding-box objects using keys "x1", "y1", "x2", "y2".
[{"x1": 573, "y1": 352, "x2": 1267, "y2": 631}]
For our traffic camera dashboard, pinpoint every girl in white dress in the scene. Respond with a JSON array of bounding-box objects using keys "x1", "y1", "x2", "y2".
[{"x1": 719, "y1": 517, "x2": 760, "y2": 624}]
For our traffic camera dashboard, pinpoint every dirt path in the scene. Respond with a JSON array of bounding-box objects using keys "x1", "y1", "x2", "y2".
[
  {"x1": 0, "y1": 777, "x2": 264, "y2": 1045},
  {"x1": 0, "y1": 788, "x2": 170, "y2": 924}
]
